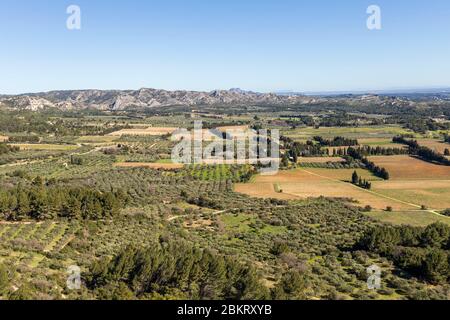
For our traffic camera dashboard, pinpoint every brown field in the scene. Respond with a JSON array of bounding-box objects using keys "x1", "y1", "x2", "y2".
[
  {"x1": 217, "y1": 125, "x2": 249, "y2": 132},
  {"x1": 417, "y1": 139, "x2": 450, "y2": 154},
  {"x1": 298, "y1": 157, "x2": 345, "y2": 163},
  {"x1": 76, "y1": 136, "x2": 118, "y2": 144},
  {"x1": 371, "y1": 180, "x2": 450, "y2": 209},
  {"x1": 368, "y1": 155, "x2": 450, "y2": 180},
  {"x1": 359, "y1": 138, "x2": 407, "y2": 148},
  {"x1": 113, "y1": 162, "x2": 184, "y2": 170},
  {"x1": 108, "y1": 127, "x2": 178, "y2": 137},
  {"x1": 9, "y1": 144, "x2": 79, "y2": 151},
  {"x1": 236, "y1": 168, "x2": 414, "y2": 210},
  {"x1": 237, "y1": 159, "x2": 450, "y2": 211},
  {"x1": 234, "y1": 183, "x2": 302, "y2": 200}
]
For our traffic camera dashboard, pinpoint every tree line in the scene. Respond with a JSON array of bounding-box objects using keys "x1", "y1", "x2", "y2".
[
  {"x1": 347, "y1": 147, "x2": 390, "y2": 180},
  {"x1": 0, "y1": 182, "x2": 127, "y2": 221},
  {"x1": 351, "y1": 171, "x2": 372, "y2": 190},
  {"x1": 313, "y1": 136, "x2": 358, "y2": 147},
  {"x1": 393, "y1": 136, "x2": 450, "y2": 166},
  {"x1": 7, "y1": 135, "x2": 40, "y2": 143},
  {"x1": 346, "y1": 145, "x2": 408, "y2": 156},
  {"x1": 354, "y1": 223, "x2": 450, "y2": 284}
]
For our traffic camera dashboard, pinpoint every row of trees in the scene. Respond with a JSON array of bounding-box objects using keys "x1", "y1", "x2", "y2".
[
  {"x1": 351, "y1": 171, "x2": 372, "y2": 190},
  {"x1": 344, "y1": 145, "x2": 408, "y2": 156},
  {"x1": 0, "y1": 184, "x2": 127, "y2": 221},
  {"x1": 313, "y1": 136, "x2": 358, "y2": 147},
  {"x1": 393, "y1": 136, "x2": 450, "y2": 166},
  {"x1": 416, "y1": 146, "x2": 450, "y2": 166},
  {"x1": 347, "y1": 147, "x2": 390, "y2": 180},
  {"x1": 8, "y1": 135, "x2": 40, "y2": 143},
  {"x1": 355, "y1": 223, "x2": 450, "y2": 284}
]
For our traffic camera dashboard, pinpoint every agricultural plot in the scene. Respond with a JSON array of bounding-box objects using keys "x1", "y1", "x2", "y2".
[
  {"x1": 76, "y1": 135, "x2": 119, "y2": 144},
  {"x1": 236, "y1": 167, "x2": 428, "y2": 210},
  {"x1": 367, "y1": 210, "x2": 450, "y2": 227},
  {"x1": 358, "y1": 138, "x2": 408, "y2": 149},
  {"x1": 417, "y1": 139, "x2": 449, "y2": 154},
  {"x1": 113, "y1": 162, "x2": 184, "y2": 170},
  {"x1": 0, "y1": 221, "x2": 77, "y2": 271},
  {"x1": 297, "y1": 157, "x2": 345, "y2": 164},
  {"x1": 108, "y1": 127, "x2": 178, "y2": 137},
  {"x1": 9, "y1": 144, "x2": 79, "y2": 151},
  {"x1": 368, "y1": 156, "x2": 450, "y2": 180},
  {"x1": 282, "y1": 125, "x2": 413, "y2": 141},
  {"x1": 0, "y1": 221, "x2": 76, "y2": 253},
  {"x1": 185, "y1": 164, "x2": 254, "y2": 182}
]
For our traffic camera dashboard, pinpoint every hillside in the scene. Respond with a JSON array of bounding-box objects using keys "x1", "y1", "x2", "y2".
[{"x1": 0, "y1": 88, "x2": 441, "y2": 112}]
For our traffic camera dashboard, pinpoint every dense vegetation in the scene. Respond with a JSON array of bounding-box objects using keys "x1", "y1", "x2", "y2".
[
  {"x1": 89, "y1": 239, "x2": 283, "y2": 300},
  {"x1": 313, "y1": 136, "x2": 358, "y2": 147},
  {"x1": 355, "y1": 223, "x2": 450, "y2": 284},
  {"x1": 0, "y1": 143, "x2": 19, "y2": 155},
  {"x1": 0, "y1": 182, "x2": 127, "y2": 221}
]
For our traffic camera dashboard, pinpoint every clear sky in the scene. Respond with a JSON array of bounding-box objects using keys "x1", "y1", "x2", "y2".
[{"x1": 0, "y1": 0, "x2": 449, "y2": 94}]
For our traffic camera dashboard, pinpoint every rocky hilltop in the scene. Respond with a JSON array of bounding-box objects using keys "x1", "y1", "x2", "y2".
[{"x1": 0, "y1": 88, "x2": 318, "y2": 111}]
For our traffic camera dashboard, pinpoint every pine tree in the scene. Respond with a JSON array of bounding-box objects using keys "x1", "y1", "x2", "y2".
[{"x1": 352, "y1": 171, "x2": 359, "y2": 184}]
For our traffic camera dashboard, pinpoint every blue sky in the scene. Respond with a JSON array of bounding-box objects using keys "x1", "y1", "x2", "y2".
[{"x1": 0, "y1": 0, "x2": 449, "y2": 94}]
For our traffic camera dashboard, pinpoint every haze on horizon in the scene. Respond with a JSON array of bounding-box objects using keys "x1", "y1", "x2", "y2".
[{"x1": 0, "y1": 0, "x2": 449, "y2": 94}]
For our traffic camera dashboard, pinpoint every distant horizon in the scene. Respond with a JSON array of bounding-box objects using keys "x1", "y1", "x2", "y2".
[{"x1": 2, "y1": 85, "x2": 450, "y2": 97}]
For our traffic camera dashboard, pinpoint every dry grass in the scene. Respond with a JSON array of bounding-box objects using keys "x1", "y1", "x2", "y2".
[
  {"x1": 217, "y1": 125, "x2": 249, "y2": 132},
  {"x1": 9, "y1": 144, "x2": 79, "y2": 151},
  {"x1": 234, "y1": 183, "x2": 301, "y2": 200},
  {"x1": 417, "y1": 139, "x2": 450, "y2": 154},
  {"x1": 237, "y1": 162, "x2": 450, "y2": 211},
  {"x1": 359, "y1": 138, "x2": 407, "y2": 148},
  {"x1": 113, "y1": 162, "x2": 184, "y2": 170},
  {"x1": 371, "y1": 180, "x2": 450, "y2": 210},
  {"x1": 108, "y1": 127, "x2": 178, "y2": 137},
  {"x1": 368, "y1": 155, "x2": 450, "y2": 180},
  {"x1": 76, "y1": 136, "x2": 118, "y2": 144},
  {"x1": 236, "y1": 168, "x2": 412, "y2": 210},
  {"x1": 297, "y1": 157, "x2": 345, "y2": 163}
]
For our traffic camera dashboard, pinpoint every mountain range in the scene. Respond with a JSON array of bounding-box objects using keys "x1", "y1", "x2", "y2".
[{"x1": 0, "y1": 87, "x2": 444, "y2": 112}]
